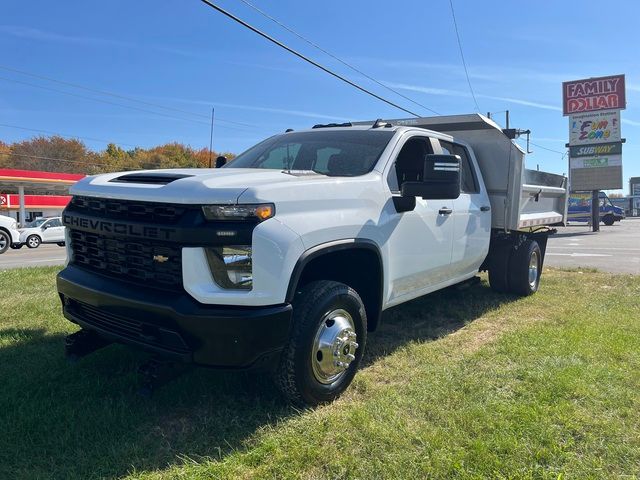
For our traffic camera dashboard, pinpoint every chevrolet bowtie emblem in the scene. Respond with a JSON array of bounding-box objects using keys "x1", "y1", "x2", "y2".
[{"x1": 153, "y1": 255, "x2": 169, "y2": 263}]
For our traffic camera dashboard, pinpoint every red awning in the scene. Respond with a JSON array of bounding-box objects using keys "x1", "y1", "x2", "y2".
[
  {"x1": 0, "y1": 168, "x2": 85, "y2": 184},
  {"x1": 1, "y1": 194, "x2": 71, "y2": 209}
]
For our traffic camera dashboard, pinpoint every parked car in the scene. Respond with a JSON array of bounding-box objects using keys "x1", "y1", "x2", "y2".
[
  {"x1": 0, "y1": 214, "x2": 21, "y2": 254},
  {"x1": 18, "y1": 217, "x2": 66, "y2": 249},
  {"x1": 568, "y1": 191, "x2": 625, "y2": 225},
  {"x1": 57, "y1": 114, "x2": 568, "y2": 406}
]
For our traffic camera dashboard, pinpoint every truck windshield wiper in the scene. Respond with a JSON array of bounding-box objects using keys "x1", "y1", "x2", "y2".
[{"x1": 280, "y1": 169, "x2": 326, "y2": 176}]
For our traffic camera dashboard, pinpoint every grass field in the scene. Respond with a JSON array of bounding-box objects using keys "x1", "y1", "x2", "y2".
[{"x1": 0, "y1": 267, "x2": 639, "y2": 479}]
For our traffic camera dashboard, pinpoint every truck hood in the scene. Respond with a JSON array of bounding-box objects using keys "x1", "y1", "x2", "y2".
[{"x1": 69, "y1": 168, "x2": 332, "y2": 204}]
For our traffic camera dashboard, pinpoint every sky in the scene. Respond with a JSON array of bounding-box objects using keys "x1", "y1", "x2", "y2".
[{"x1": 1, "y1": 0, "x2": 639, "y2": 193}]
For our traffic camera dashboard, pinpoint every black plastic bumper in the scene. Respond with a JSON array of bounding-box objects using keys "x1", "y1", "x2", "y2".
[{"x1": 57, "y1": 265, "x2": 292, "y2": 369}]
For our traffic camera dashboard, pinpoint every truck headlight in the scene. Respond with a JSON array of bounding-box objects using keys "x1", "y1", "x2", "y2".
[
  {"x1": 202, "y1": 204, "x2": 274, "y2": 221},
  {"x1": 205, "y1": 245, "x2": 253, "y2": 290}
]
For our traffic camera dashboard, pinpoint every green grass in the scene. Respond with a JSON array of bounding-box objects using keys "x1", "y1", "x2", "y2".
[{"x1": 1, "y1": 267, "x2": 639, "y2": 479}]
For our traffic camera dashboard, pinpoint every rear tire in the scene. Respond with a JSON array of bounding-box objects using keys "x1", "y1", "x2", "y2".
[
  {"x1": 57, "y1": 242, "x2": 66, "y2": 247},
  {"x1": 0, "y1": 231, "x2": 9, "y2": 254},
  {"x1": 489, "y1": 248, "x2": 511, "y2": 293},
  {"x1": 26, "y1": 235, "x2": 41, "y2": 249},
  {"x1": 276, "y1": 280, "x2": 367, "y2": 407},
  {"x1": 603, "y1": 215, "x2": 615, "y2": 226},
  {"x1": 10, "y1": 243, "x2": 23, "y2": 250},
  {"x1": 508, "y1": 239, "x2": 542, "y2": 296}
]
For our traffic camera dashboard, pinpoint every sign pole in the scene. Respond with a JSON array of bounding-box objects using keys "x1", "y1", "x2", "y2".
[{"x1": 591, "y1": 190, "x2": 600, "y2": 232}]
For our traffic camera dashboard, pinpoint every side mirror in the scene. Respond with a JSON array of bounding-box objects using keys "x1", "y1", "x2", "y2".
[
  {"x1": 215, "y1": 156, "x2": 227, "y2": 168},
  {"x1": 401, "y1": 154, "x2": 461, "y2": 200}
]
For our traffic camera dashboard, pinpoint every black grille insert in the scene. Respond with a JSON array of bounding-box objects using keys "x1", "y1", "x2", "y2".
[
  {"x1": 68, "y1": 196, "x2": 190, "y2": 224},
  {"x1": 70, "y1": 230, "x2": 182, "y2": 289},
  {"x1": 66, "y1": 298, "x2": 190, "y2": 354}
]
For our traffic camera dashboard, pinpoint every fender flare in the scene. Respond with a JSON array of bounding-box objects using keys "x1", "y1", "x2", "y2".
[{"x1": 285, "y1": 238, "x2": 384, "y2": 307}]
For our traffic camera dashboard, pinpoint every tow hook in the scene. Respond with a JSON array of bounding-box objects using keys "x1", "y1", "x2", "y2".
[
  {"x1": 65, "y1": 329, "x2": 112, "y2": 362},
  {"x1": 137, "y1": 356, "x2": 189, "y2": 397}
]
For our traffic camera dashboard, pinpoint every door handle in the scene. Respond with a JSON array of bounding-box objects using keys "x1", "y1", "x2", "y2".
[
  {"x1": 439, "y1": 207, "x2": 453, "y2": 215},
  {"x1": 480, "y1": 205, "x2": 491, "y2": 212}
]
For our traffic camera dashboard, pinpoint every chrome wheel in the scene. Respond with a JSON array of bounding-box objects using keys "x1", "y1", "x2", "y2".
[
  {"x1": 528, "y1": 251, "x2": 539, "y2": 289},
  {"x1": 311, "y1": 308, "x2": 359, "y2": 385},
  {"x1": 0, "y1": 234, "x2": 7, "y2": 251}
]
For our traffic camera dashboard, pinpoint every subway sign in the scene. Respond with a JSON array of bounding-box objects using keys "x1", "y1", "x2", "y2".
[{"x1": 569, "y1": 142, "x2": 622, "y2": 158}]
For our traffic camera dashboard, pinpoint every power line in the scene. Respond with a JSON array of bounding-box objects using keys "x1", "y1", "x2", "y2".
[
  {"x1": 530, "y1": 141, "x2": 566, "y2": 156},
  {"x1": 0, "y1": 151, "x2": 109, "y2": 168},
  {"x1": 0, "y1": 64, "x2": 256, "y2": 128},
  {"x1": 0, "y1": 75, "x2": 256, "y2": 132},
  {"x1": 515, "y1": 138, "x2": 567, "y2": 157},
  {"x1": 236, "y1": 0, "x2": 440, "y2": 116},
  {"x1": 0, "y1": 122, "x2": 139, "y2": 148},
  {"x1": 198, "y1": 0, "x2": 420, "y2": 117},
  {"x1": 448, "y1": 0, "x2": 480, "y2": 112}
]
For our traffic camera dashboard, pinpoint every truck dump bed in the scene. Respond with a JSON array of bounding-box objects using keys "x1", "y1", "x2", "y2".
[{"x1": 377, "y1": 114, "x2": 568, "y2": 231}]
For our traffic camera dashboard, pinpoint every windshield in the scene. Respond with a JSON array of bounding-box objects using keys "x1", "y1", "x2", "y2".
[
  {"x1": 227, "y1": 130, "x2": 395, "y2": 176},
  {"x1": 26, "y1": 218, "x2": 48, "y2": 228}
]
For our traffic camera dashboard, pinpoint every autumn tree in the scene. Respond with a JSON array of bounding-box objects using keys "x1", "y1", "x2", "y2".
[
  {"x1": 3, "y1": 136, "x2": 98, "y2": 174},
  {"x1": 0, "y1": 135, "x2": 237, "y2": 174}
]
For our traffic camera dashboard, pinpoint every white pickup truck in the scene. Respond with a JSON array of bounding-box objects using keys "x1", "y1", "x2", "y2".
[{"x1": 57, "y1": 114, "x2": 568, "y2": 405}]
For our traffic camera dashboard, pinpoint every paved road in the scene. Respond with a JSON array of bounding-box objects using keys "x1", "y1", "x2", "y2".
[
  {"x1": 0, "y1": 244, "x2": 67, "y2": 270},
  {"x1": 545, "y1": 217, "x2": 640, "y2": 274},
  {"x1": 0, "y1": 219, "x2": 638, "y2": 274}
]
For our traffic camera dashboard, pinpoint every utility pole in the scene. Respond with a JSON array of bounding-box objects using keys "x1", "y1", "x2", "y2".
[
  {"x1": 209, "y1": 106, "x2": 215, "y2": 167},
  {"x1": 505, "y1": 110, "x2": 510, "y2": 129},
  {"x1": 591, "y1": 190, "x2": 600, "y2": 232}
]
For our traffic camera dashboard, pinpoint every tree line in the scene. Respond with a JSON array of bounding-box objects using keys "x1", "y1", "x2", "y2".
[{"x1": 0, "y1": 136, "x2": 236, "y2": 175}]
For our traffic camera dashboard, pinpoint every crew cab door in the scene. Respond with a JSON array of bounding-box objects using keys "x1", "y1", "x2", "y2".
[
  {"x1": 438, "y1": 140, "x2": 491, "y2": 277},
  {"x1": 384, "y1": 134, "x2": 454, "y2": 303}
]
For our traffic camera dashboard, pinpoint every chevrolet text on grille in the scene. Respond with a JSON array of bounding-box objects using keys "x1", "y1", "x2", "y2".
[{"x1": 63, "y1": 214, "x2": 175, "y2": 240}]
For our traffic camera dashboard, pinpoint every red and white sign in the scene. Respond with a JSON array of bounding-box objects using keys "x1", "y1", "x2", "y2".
[
  {"x1": 562, "y1": 74, "x2": 626, "y2": 115},
  {"x1": 0, "y1": 194, "x2": 71, "y2": 209}
]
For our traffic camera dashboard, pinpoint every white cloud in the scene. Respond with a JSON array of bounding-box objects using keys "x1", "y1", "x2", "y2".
[
  {"x1": 0, "y1": 25, "x2": 204, "y2": 59},
  {"x1": 384, "y1": 81, "x2": 562, "y2": 112},
  {"x1": 153, "y1": 96, "x2": 351, "y2": 122},
  {"x1": 622, "y1": 118, "x2": 640, "y2": 127}
]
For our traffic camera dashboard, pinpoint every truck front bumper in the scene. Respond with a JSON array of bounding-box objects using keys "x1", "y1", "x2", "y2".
[{"x1": 57, "y1": 265, "x2": 292, "y2": 369}]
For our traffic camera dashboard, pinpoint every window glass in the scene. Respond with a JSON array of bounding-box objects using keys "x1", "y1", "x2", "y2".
[
  {"x1": 388, "y1": 137, "x2": 431, "y2": 192},
  {"x1": 26, "y1": 217, "x2": 47, "y2": 228},
  {"x1": 259, "y1": 144, "x2": 301, "y2": 170},
  {"x1": 229, "y1": 130, "x2": 394, "y2": 177},
  {"x1": 48, "y1": 218, "x2": 62, "y2": 227},
  {"x1": 313, "y1": 147, "x2": 341, "y2": 172},
  {"x1": 440, "y1": 141, "x2": 479, "y2": 194}
]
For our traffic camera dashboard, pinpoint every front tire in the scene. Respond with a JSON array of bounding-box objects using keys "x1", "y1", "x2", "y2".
[
  {"x1": 57, "y1": 242, "x2": 66, "y2": 247},
  {"x1": 602, "y1": 215, "x2": 615, "y2": 226},
  {"x1": 508, "y1": 239, "x2": 542, "y2": 296},
  {"x1": 276, "y1": 280, "x2": 367, "y2": 407},
  {"x1": 26, "y1": 235, "x2": 41, "y2": 249},
  {"x1": 0, "y1": 231, "x2": 9, "y2": 254}
]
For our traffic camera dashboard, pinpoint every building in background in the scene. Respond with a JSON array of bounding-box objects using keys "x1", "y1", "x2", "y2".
[
  {"x1": 631, "y1": 177, "x2": 640, "y2": 217},
  {"x1": 0, "y1": 169, "x2": 84, "y2": 225}
]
